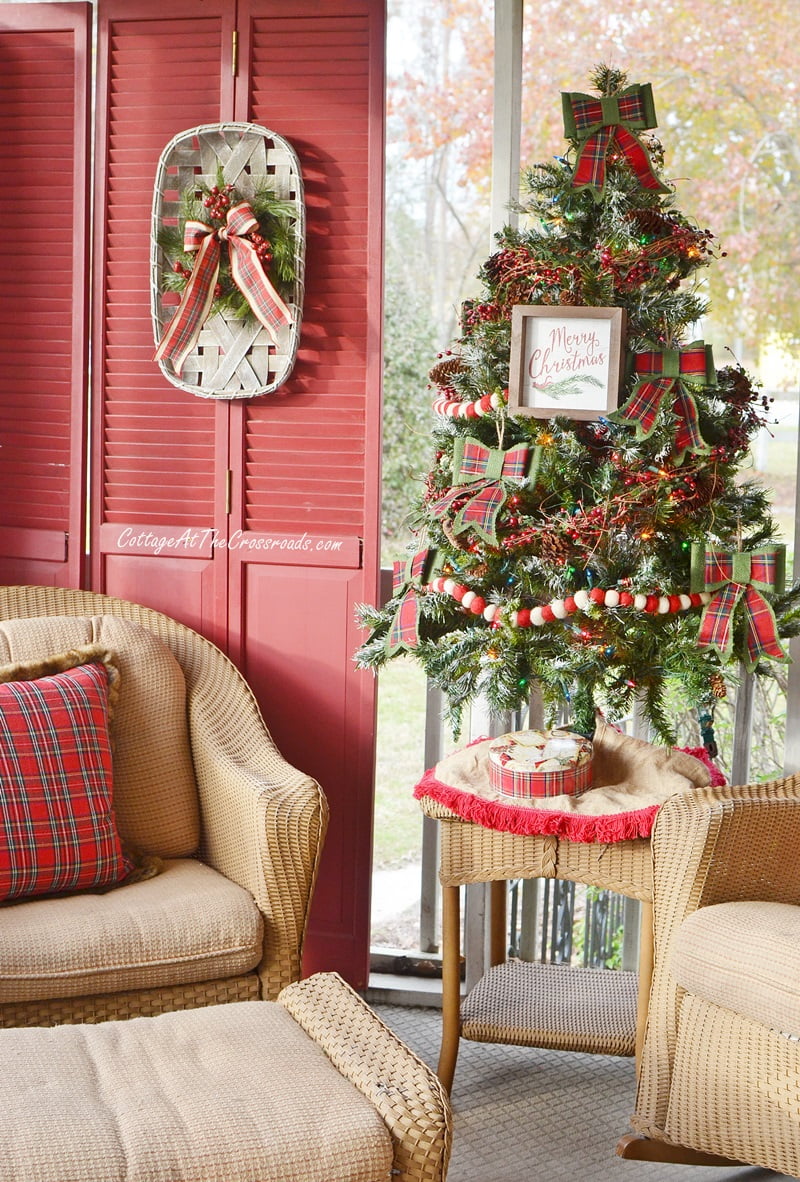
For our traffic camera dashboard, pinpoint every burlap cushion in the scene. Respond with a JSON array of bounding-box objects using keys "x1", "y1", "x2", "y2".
[
  {"x1": 0, "y1": 858, "x2": 262, "y2": 1002},
  {"x1": 0, "y1": 617, "x2": 199, "y2": 858},
  {"x1": 0, "y1": 1000, "x2": 394, "y2": 1181},
  {"x1": 672, "y1": 900, "x2": 800, "y2": 1037}
]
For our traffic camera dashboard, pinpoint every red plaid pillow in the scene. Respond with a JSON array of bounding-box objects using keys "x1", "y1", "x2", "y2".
[{"x1": 0, "y1": 656, "x2": 132, "y2": 901}]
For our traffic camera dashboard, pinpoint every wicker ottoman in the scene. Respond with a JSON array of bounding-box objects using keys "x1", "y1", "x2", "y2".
[{"x1": 0, "y1": 972, "x2": 451, "y2": 1182}]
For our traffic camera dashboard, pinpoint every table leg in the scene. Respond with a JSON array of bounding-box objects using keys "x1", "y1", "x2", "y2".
[
  {"x1": 489, "y1": 878, "x2": 507, "y2": 967},
  {"x1": 438, "y1": 882, "x2": 461, "y2": 1092},
  {"x1": 635, "y1": 899, "x2": 654, "y2": 1073}
]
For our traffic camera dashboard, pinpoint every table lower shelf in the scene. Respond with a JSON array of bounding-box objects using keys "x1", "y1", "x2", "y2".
[{"x1": 460, "y1": 959, "x2": 638, "y2": 1058}]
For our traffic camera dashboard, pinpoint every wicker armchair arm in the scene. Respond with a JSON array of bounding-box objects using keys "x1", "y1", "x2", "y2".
[
  {"x1": 279, "y1": 973, "x2": 452, "y2": 1182},
  {"x1": 633, "y1": 774, "x2": 800, "y2": 1140},
  {"x1": 189, "y1": 675, "x2": 328, "y2": 998}
]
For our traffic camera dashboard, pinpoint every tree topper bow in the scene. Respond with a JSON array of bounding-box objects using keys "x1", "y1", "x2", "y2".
[
  {"x1": 610, "y1": 343, "x2": 715, "y2": 463},
  {"x1": 431, "y1": 436, "x2": 538, "y2": 546},
  {"x1": 561, "y1": 82, "x2": 670, "y2": 201},
  {"x1": 155, "y1": 202, "x2": 291, "y2": 376},
  {"x1": 691, "y1": 543, "x2": 789, "y2": 671}
]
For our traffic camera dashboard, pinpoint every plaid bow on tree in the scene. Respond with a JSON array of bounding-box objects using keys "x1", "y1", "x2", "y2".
[
  {"x1": 561, "y1": 83, "x2": 670, "y2": 201},
  {"x1": 691, "y1": 543, "x2": 789, "y2": 670},
  {"x1": 610, "y1": 343, "x2": 715, "y2": 463},
  {"x1": 386, "y1": 548, "x2": 437, "y2": 655},
  {"x1": 431, "y1": 436, "x2": 538, "y2": 546}
]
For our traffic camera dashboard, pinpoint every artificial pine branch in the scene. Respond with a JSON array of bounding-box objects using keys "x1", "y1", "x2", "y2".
[{"x1": 590, "y1": 64, "x2": 628, "y2": 97}]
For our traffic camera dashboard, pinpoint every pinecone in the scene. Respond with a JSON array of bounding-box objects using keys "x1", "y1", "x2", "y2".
[
  {"x1": 624, "y1": 208, "x2": 674, "y2": 238},
  {"x1": 690, "y1": 472, "x2": 726, "y2": 506},
  {"x1": 538, "y1": 529, "x2": 575, "y2": 564},
  {"x1": 428, "y1": 355, "x2": 465, "y2": 387},
  {"x1": 439, "y1": 513, "x2": 472, "y2": 552},
  {"x1": 709, "y1": 672, "x2": 727, "y2": 700}
]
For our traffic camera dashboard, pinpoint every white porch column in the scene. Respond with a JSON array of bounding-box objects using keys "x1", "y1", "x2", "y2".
[
  {"x1": 465, "y1": 0, "x2": 525, "y2": 992},
  {"x1": 490, "y1": 0, "x2": 523, "y2": 240}
]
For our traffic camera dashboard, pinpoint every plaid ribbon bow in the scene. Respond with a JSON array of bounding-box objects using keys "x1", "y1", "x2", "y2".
[
  {"x1": 561, "y1": 83, "x2": 670, "y2": 200},
  {"x1": 610, "y1": 343, "x2": 715, "y2": 462},
  {"x1": 691, "y1": 543, "x2": 789, "y2": 670},
  {"x1": 155, "y1": 202, "x2": 291, "y2": 376},
  {"x1": 431, "y1": 436, "x2": 537, "y2": 546},
  {"x1": 386, "y1": 548, "x2": 435, "y2": 655}
]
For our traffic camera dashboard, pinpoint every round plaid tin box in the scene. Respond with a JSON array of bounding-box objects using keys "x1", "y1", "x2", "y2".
[{"x1": 487, "y1": 728, "x2": 593, "y2": 799}]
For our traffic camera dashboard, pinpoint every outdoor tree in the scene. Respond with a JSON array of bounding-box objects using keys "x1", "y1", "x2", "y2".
[
  {"x1": 382, "y1": 196, "x2": 440, "y2": 548},
  {"x1": 389, "y1": 0, "x2": 800, "y2": 360},
  {"x1": 359, "y1": 65, "x2": 800, "y2": 744}
]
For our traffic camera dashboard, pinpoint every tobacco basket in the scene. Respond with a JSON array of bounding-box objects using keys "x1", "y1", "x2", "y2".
[{"x1": 150, "y1": 123, "x2": 305, "y2": 399}]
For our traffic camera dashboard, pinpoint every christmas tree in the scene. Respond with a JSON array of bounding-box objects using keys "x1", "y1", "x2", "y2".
[{"x1": 358, "y1": 66, "x2": 800, "y2": 744}]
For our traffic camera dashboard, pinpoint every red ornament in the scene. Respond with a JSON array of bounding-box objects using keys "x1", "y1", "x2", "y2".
[
  {"x1": 564, "y1": 595, "x2": 577, "y2": 614},
  {"x1": 589, "y1": 587, "x2": 606, "y2": 605},
  {"x1": 451, "y1": 584, "x2": 467, "y2": 603},
  {"x1": 644, "y1": 595, "x2": 660, "y2": 613},
  {"x1": 516, "y1": 607, "x2": 531, "y2": 627},
  {"x1": 540, "y1": 604, "x2": 556, "y2": 623},
  {"x1": 619, "y1": 592, "x2": 634, "y2": 607},
  {"x1": 469, "y1": 596, "x2": 487, "y2": 615},
  {"x1": 668, "y1": 595, "x2": 682, "y2": 613}
]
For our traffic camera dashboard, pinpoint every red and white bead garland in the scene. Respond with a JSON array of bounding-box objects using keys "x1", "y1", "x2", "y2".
[
  {"x1": 427, "y1": 576, "x2": 712, "y2": 627},
  {"x1": 433, "y1": 390, "x2": 505, "y2": 419}
]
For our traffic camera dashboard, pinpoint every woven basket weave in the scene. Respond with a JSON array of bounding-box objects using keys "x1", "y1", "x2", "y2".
[{"x1": 150, "y1": 122, "x2": 305, "y2": 399}]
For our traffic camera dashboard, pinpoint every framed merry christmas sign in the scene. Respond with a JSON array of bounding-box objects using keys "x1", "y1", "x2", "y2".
[{"x1": 508, "y1": 305, "x2": 626, "y2": 420}]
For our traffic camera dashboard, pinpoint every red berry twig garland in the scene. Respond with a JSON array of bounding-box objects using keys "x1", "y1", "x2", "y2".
[{"x1": 427, "y1": 576, "x2": 711, "y2": 627}]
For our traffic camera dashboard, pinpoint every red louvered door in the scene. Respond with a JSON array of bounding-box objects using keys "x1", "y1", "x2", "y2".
[
  {"x1": 92, "y1": 0, "x2": 385, "y2": 986},
  {"x1": 230, "y1": 2, "x2": 385, "y2": 984},
  {"x1": 0, "y1": 4, "x2": 91, "y2": 588}
]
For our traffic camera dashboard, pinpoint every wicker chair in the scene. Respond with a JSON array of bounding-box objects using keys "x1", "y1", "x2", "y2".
[
  {"x1": 618, "y1": 774, "x2": 800, "y2": 1174},
  {"x1": 0, "y1": 585, "x2": 328, "y2": 1026}
]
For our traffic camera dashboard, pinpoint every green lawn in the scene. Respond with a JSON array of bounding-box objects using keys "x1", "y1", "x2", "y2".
[{"x1": 372, "y1": 657, "x2": 429, "y2": 869}]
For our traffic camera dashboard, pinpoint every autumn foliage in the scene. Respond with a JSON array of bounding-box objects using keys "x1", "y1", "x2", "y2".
[{"x1": 389, "y1": 0, "x2": 800, "y2": 360}]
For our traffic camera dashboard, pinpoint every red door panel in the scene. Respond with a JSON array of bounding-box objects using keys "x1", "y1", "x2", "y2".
[
  {"x1": 0, "y1": 4, "x2": 91, "y2": 587},
  {"x1": 237, "y1": 559, "x2": 377, "y2": 980},
  {"x1": 91, "y1": 1, "x2": 234, "y2": 640}
]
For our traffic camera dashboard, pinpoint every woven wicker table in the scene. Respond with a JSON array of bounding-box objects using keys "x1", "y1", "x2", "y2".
[{"x1": 418, "y1": 795, "x2": 654, "y2": 1092}]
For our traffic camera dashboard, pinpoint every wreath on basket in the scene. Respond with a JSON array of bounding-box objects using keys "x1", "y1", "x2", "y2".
[{"x1": 154, "y1": 170, "x2": 299, "y2": 375}]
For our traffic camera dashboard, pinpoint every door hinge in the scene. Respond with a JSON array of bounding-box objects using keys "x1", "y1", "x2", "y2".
[{"x1": 231, "y1": 29, "x2": 239, "y2": 77}]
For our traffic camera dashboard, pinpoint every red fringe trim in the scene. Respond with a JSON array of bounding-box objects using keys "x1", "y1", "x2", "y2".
[{"x1": 413, "y1": 744, "x2": 726, "y2": 844}]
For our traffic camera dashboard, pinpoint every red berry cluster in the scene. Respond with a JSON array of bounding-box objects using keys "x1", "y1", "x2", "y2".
[
  {"x1": 172, "y1": 259, "x2": 221, "y2": 299},
  {"x1": 596, "y1": 244, "x2": 660, "y2": 291},
  {"x1": 484, "y1": 246, "x2": 534, "y2": 284},
  {"x1": 562, "y1": 504, "x2": 612, "y2": 544},
  {"x1": 203, "y1": 183, "x2": 235, "y2": 222},
  {"x1": 464, "y1": 302, "x2": 502, "y2": 328},
  {"x1": 249, "y1": 231, "x2": 273, "y2": 264}
]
